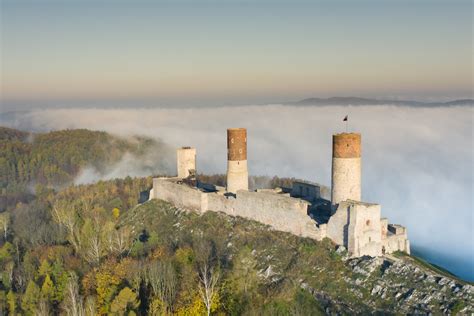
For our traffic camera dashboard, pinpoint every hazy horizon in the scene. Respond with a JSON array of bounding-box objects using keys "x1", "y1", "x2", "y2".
[{"x1": 1, "y1": 0, "x2": 472, "y2": 107}]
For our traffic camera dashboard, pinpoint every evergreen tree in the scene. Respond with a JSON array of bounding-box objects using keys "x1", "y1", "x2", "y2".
[{"x1": 21, "y1": 280, "x2": 40, "y2": 315}]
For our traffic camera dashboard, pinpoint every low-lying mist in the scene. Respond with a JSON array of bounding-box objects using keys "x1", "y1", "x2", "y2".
[{"x1": 2, "y1": 104, "x2": 472, "y2": 280}]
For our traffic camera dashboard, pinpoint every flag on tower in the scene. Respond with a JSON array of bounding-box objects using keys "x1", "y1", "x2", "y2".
[{"x1": 343, "y1": 115, "x2": 348, "y2": 121}]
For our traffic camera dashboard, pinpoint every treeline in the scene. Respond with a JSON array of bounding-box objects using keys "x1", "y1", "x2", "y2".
[{"x1": 0, "y1": 127, "x2": 157, "y2": 211}]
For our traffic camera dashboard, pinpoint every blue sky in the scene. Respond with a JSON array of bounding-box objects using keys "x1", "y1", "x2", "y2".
[{"x1": 1, "y1": 0, "x2": 472, "y2": 106}]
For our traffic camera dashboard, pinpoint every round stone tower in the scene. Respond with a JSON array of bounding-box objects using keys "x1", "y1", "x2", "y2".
[
  {"x1": 331, "y1": 133, "x2": 361, "y2": 205},
  {"x1": 177, "y1": 146, "x2": 196, "y2": 178},
  {"x1": 226, "y1": 128, "x2": 248, "y2": 193}
]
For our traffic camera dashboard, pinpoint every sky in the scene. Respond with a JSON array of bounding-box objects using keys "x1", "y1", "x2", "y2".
[{"x1": 1, "y1": 0, "x2": 473, "y2": 108}]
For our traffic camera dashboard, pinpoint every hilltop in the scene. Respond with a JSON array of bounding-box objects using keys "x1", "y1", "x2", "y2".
[{"x1": 289, "y1": 97, "x2": 474, "y2": 107}]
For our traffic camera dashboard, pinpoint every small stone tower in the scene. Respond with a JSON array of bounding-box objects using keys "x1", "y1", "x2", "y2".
[
  {"x1": 331, "y1": 133, "x2": 361, "y2": 205},
  {"x1": 226, "y1": 128, "x2": 249, "y2": 193},
  {"x1": 177, "y1": 147, "x2": 196, "y2": 178}
]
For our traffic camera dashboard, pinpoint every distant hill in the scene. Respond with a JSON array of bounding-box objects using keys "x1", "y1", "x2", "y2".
[
  {"x1": 0, "y1": 127, "x2": 169, "y2": 211},
  {"x1": 290, "y1": 97, "x2": 474, "y2": 107}
]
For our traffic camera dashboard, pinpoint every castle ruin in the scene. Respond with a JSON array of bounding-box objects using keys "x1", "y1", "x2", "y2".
[{"x1": 150, "y1": 128, "x2": 410, "y2": 258}]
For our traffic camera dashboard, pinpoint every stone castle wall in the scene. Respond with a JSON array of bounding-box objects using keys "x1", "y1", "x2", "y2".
[
  {"x1": 151, "y1": 178, "x2": 322, "y2": 240},
  {"x1": 151, "y1": 178, "x2": 409, "y2": 257},
  {"x1": 152, "y1": 178, "x2": 204, "y2": 211}
]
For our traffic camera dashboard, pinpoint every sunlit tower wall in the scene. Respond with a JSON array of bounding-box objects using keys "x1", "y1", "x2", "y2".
[
  {"x1": 226, "y1": 128, "x2": 249, "y2": 193},
  {"x1": 331, "y1": 133, "x2": 361, "y2": 206},
  {"x1": 177, "y1": 147, "x2": 196, "y2": 178}
]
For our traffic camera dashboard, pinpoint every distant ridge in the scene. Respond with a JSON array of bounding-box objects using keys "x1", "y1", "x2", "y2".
[{"x1": 289, "y1": 97, "x2": 473, "y2": 107}]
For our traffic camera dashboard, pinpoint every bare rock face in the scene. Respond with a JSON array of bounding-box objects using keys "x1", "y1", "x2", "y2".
[{"x1": 345, "y1": 256, "x2": 474, "y2": 314}]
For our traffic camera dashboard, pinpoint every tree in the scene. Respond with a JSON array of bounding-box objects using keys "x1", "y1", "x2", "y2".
[
  {"x1": 198, "y1": 263, "x2": 220, "y2": 316},
  {"x1": 112, "y1": 207, "x2": 120, "y2": 219},
  {"x1": 146, "y1": 260, "x2": 177, "y2": 313},
  {"x1": 0, "y1": 212, "x2": 10, "y2": 241},
  {"x1": 6, "y1": 290, "x2": 16, "y2": 315},
  {"x1": 21, "y1": 280, "x2": 40, "y2": 314},
  {"x1": 38, "y1": 259, "x2": 52, "y2": 277},
  {"x1": 52, "y1": 199, "x2": 82, "y2": 251},
  {"x1": 84, "y1": 296, "x2": 96, "y2": 316},
  {"x1": 36, "y1": 299, "x2": 50, "y2": 316},
  {"x1": 110, "y1": 287, "x2": 138, "y2": 314},
  {"x1": 40, "y1": 274, "x2": 55, "y2": 302},
  {"x1": 62, "y1": 272, "x2": 85, "y2": 316},
  {"x1": 195, "y1": 239, "x2": 221, "y2": 316}
]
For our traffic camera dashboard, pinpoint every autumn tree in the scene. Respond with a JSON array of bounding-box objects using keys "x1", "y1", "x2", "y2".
[
  {"x1": 6, "y1": 290, "x2": 16, "y2": 315},
  {"x1": 195, "y1": 239, "x2": 221, "y2": 316},
  {"x1": 52, "y1": 199, "x2": 82, "y2": 252},
  {"x1": 40, "y1": 274, "x2": 55, "y2": 302},
  {"x1": 62, "y1": 272, "x2": 85, "y2": 316},
  {"x1": 0, "y1": 212, "x2": 10, "y2": 241},
  {"x1": 145, "y1": 260, "x2": 177, "y2": 313},
  {"x1": 22, "y1": 280, "x2": 40, "y2": 314},
  {"x1": 110, "y1": 287, "x2": 139, "y2": 314}
]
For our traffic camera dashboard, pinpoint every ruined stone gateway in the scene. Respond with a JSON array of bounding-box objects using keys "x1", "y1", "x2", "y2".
[{"x1": 150, "y1": 128, "x2": 410, "y2": 258}]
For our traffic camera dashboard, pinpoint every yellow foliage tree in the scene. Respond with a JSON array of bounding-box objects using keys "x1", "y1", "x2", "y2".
[
  {"x1": 110, "y1": 287, "x2": 139, "y2": 314},
  {"x1": 38, "y1": 259, "x2": 52, "y2": 277},
  {"x1": 112, "y1": 208, "x2": 120, "y2": 219},
  {"x1": 95, "y1": 259, "x2": 132, "y2": 314},
  {"x1": 148, "y1": 298, "x2": 165, "y2": 316},
  {"x1": 6, "y1": 290, "x2": 16, "y2": 315},
  {"x1": 41, "y1": 274, "x2": 55, "y2": 302},
  {"x1": 175, "y1": 294, "x2": 206, "y2": 316},
  {"x1": 21, "y1": 280, "x2": 40, "y2": 315}
]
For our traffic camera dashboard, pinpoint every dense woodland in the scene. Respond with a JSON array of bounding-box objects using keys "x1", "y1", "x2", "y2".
[{"x1": 0, "y1": 127, "x2": 158, "y2": 212}]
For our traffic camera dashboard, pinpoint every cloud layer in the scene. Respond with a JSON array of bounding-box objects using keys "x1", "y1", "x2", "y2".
[{"x1": 2, "y1": 105, "x2": 472, "y2": 280}]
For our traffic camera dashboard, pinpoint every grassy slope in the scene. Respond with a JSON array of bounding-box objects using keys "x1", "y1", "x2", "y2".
[
  {"x1": 120, "y1": 200, "x2": 381, "y2": 314},
  {"x1": 119, "y1": 199, "x2": 474, "y2": 314}
]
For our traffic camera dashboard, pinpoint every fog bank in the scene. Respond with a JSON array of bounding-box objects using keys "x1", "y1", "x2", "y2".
[{"x1": 2, "y1": 105, "x2": 472, "y2": 280}]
